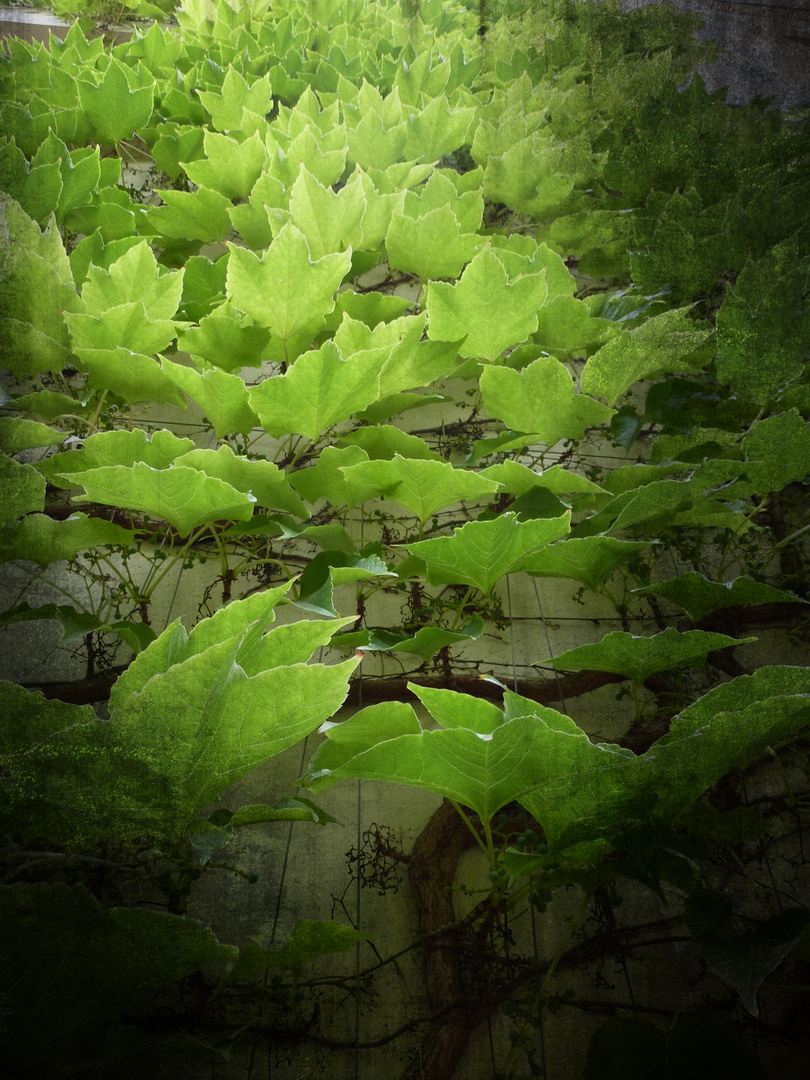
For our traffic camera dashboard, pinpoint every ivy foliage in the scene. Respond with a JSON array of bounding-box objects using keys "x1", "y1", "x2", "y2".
[{"x1": 1, "y1": 0, "x2": 810, "y2": 1074}]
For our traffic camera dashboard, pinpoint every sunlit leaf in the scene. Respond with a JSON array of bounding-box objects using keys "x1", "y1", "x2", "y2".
[
  {"x1": 426, "y1": 245, "x2": 548, "y2": 361},
  {"x1": 0, "y1": 454, "x2": 46, "y2": 527},
  {"x1": 480, "y1": 356, "x2": 613, "y2": 441},
  {"x1": 59, "y1": 463, "x2": 257, "y2": 537},
  {"x1": 406, "y1": 511, "x2": 571, "y2": 593},
  {"x1": 248, "y1": 340, "x2": 381, "y2": 442},
  {"x1": 227, "y1": 221, "x2": 351, "y2": 343},
  {"x1": 341, "y1": 455, "x2": 500, "y2": 523}
]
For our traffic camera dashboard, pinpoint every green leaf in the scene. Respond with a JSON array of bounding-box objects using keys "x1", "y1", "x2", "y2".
[
  {"x1": 742, "y1": 409, "x2": 810, "y2": 495},
  {"x1": 0, "y1": 453, "x2": 46, "y2": 527},
  {"x1": 295, "y1": 550, "x2": 397, "y2": 617},
  {"x1": 334, "y1": 614, "x2": 484, "y2": 660},
  {"x1": 177, "y1": 303, "x2": 271, "y2": 372},
  {"x1": 77, "y1": 56, "x2": 154, "y2": 145},
  {"x1": 183, "y1": 130, "x2": 268, "y2": 200},
  {"x1": 76, "y1": 349, "x2": 189, "y2": 408},
  {"x1": 147, "y1": 186, "x2": 233, "y2": 243},
  {"x1": 410, "y1": 682, "x2": 504, "y2": 734},
  {"x1": 339, "y1": 425, "x2": 442, "y2": 462},
  {"x1": 225, "y1": 920, "x2": 370, "y2": 983},
  {"x1": 289, "y1": 165, "x2": 366, "y2": 259},
  {"x1": 547, "y1": 628, "x2": 755, "y2": 683},
  {"x1": 80, "y1": 240, "x2": 184, "y2": 322},
  {"x1": 65, "y1": 303, "x2": 181, "y2": 358},
  {"x1": 111, "y1": 585, "x2": 294, "y2": 706},
  {"x1": 341, "y1": 455, "x2": 500, "y2": 524},
  {"x1": 288, "y1": 445, "x2": 369, "y2": 506},
  {"x1": 635, "y1": 572, "x2": 806, "y2": 621},
  {"x1": 174, "y1": 446, "x2": 307, "y2": 518},
  {"x1": 685, "y1": 894, "x2": 810, "y2": 1016},
  {"x1": 405, "y1": 511, "x2": 571, "y2": 593},
  {"x1": 386, "y1": 203, "x2": 483, "y2": 281},
  {"x1": 426, "y1": 245, "x2": 548, "y2": 361},
  {"x1": 42, "y1": 428, "x2": 194, "y2": 481},
  {"x1": 0, "y1": 513, "x2": 136, "y2": 567},
  {"x1": 248, "y1": 340, "x2": 381, "y2": 442},
  {"x1": 110, "y1": 641, "x2": 361, "y2": 838},
  {"x1": 480, "y1": 357, "x2": 613, "y2": 442},
  {"x1": 0, "y1": 882, "x2": 235, "y2": 1072},
  {"x1": 306, "y1": 709, "x2": 592, "y2": 825},
  {"x1": 581, "y1": 307, "x2": 714, "y2": 407},
  {"x1": 522, "y1": 537, "x2": 651, "y2": 590},
  {"x1": 230, "y1": 796, "x2": 338, "y2": 828},
  {"x1": 226, "y1": 221, "x2": 352, "y2": 342},
  {"x1": 59, "y1": 463, "x2": 257, "y2": 537},
  {"x1": 306, "y1": 701, "x2": 421, "y2": 778},
  {"x1": 197, "y1": 65, "x2": 273, "y2": 132},
  {"x1": 716, "y1": 238, "x2": 810, "y2": 405},
  {"x1": 161, "y1": 359, "x2": 259, "y2": 439}
]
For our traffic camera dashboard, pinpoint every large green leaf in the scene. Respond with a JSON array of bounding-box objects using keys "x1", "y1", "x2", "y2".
[
  {"x1": 522, "y1": 537, "x2": 651, "y2": 590},
  {"x1": 546, "y1": 628, "x2": 755, "y2": 683},
  {"x1": 183, "y1": 129, "x2": 268, "y2": 200},
  {"x1": 248, "y1": 339, "x2": 382, "y2": 441},
  {"x1": 649, "y1": 670, "x2": 810, "y2": 821},
  {"x1": 226, "y1": 221, "x2": 351, "y2": 344},
  {"x1": 635, "y1": 572, "x2": 806, "y2": 621},
  {"x1": 386, "y1": 203, "x2": 483, "y2": 281},
  {"x1": 288, "y1": 445, "x2": 369, "y2": 506},
  {"x1": 0, "y1": 453, "x2": 46, "y2": 527},
  {"x1": 80, "y1": 240, "x2": 184, "y2": 322},
  {"x1": 161, "y1": 359, "x2": 259, "y2": 439},
  {"x1": 224, "y1": 920, "x2": 370, "y2": 984},
  {"x1": 110, "y1": 584, "x2": 294, "y2": 705},
  {"x1": 405, "y1": 511, "x2": 571, "y2": 593},
  {"x1": 59, "y1": 463, "x2": 257, "y2": 537},
  {"x1": 147, "y1": 185, "x2": 233, "y2": 243},
  {"x1": 110, "y1": 640, "x2": 360, "y2": 838},
  {"x1": 741, "y1": 409, "x2": 810, "y2": 495},
  {"x1": 65, "y1": 303, "x2": 181, "y2": 358},
  {"x1": 581, "y1": 307, "x2": 714, "y2": 406},
  {"x1": 716, "y1": 239, "x2": 810, "y2": 405},
  {"x1": 42, "y1": 428, "x2": 193, "y2": 481},
  {"x1": 480, "y1": 356, "x2": 613, "y2": 441},
  {"x1": 340, "y1": 455, "x2": 500, "y2": 524},
  {"x1": 425, "y1": 245, "x2": 548, "y2": 361},
  {"x1": 174, "y1": 446, "x2": 307, "y2": 518},
  {"x1": 197, "y1": 65, "x2": 273, "y2": 132},
  {"x1": 76, "y1": 56, "x2": 155, "y2": 144},
  {"x1": 305, "y1": 709, "x2": 581, "y2": 824},
  {"x1": 176, "y1": 303, "x2": 271, "y2": 371},
  {"x1": 0, "y1": 417, "x2": 64, "y2": 454},
  {"x1": 289, "y1": 164, "x2": 366, "y2": 259},
  {"x1": 0, "y1": 513, "x2": 136, "y2": 567}
]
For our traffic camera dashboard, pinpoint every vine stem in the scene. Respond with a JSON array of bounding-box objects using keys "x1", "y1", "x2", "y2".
[
  {"x1": 501, "y1": 890, "x2": 592, "y2": 1079},
  {"x1": 448, "y1": 800, "x2": 491, "y2": 862},
  {"x1": 448, "y1": 585, "x2": 474, "y2": 630}
]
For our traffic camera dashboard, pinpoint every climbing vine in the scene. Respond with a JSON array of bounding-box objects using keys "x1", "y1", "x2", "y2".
[{"x1": 1, "y1": 0, "x2": 810, "y2": 1076}]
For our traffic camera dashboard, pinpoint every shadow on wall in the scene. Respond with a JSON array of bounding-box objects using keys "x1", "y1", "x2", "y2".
[{"x1": 621, "y1": 0, "x2": 810, "y2": 108}]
